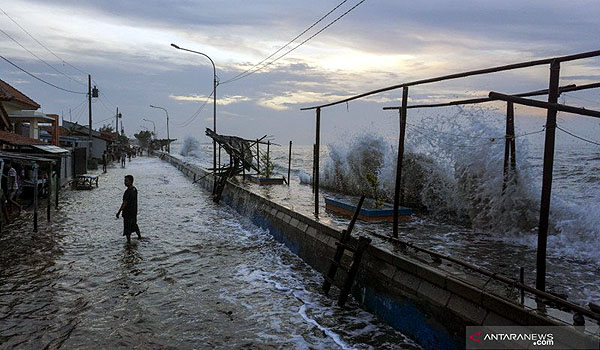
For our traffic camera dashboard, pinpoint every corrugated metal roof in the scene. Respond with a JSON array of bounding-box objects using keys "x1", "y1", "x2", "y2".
[
  {"x1": 0, "y1": 151, "x2": 54, "y2": 163},
  {"x1": 31, "y1": 145, "x2": 70, "y2": 154}
]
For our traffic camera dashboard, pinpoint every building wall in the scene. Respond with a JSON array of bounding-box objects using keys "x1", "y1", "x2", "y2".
[{"x1": 91, "y1": 138, "x2": 107, "y2": 160}]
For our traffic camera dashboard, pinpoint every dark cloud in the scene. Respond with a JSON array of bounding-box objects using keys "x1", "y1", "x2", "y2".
[{"x1": 1, "y1": 0, "x2": 599, "y2": 144}]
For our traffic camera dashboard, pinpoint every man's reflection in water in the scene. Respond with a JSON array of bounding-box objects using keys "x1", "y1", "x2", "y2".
[{"x1": 121, "y1": 241, "x2": 143, "y2": 272}]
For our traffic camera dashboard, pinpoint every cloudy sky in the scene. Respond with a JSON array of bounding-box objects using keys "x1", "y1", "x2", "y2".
[{"x1": 1, "y1": 0, "x2": 599, "y2": 144}]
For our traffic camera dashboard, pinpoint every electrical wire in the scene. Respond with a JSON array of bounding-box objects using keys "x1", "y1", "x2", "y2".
[
  {"x1": 406, "y1": 125, "x2": 482, "y2": 149},
  {"x1": 0, "y1": 7, "x2": 123, "y2": 111},
  {"x1": 556, "y1": 124, "x2": 600, "y2": 146},
  {"x1": 97, "y1": 89, "x2": 118, "y2": 109},
  {"x1": 69, "y1": 98, "x2": 88, "y2": 115},
  {"x1": 0, "y1": 7, "x2": 124, "y2": 110},
  {"x1": 72, "y1": 102, "x2": 87, "y2": 123},
  {"x1": 513, "y1": 129, "x2": 546, "y2": 138},
  {"x1": 405, "y1": 122, "x2": 545, "y2": 145},
  {"x1": 176, "y1": 89, "x2": 214, "y2": 127},
  {"x1": 406, "y1": 122, "x2": 495, "y2": 140},
  {"x1": 97, "y1": 96, "x2": 116, "y2": 115},
  {"x1": 93, "y1": 115, "x2": 116, "y2": 126},
  {"x1": 0, "y1": 54, "x2": 86, "y2": 94},
  {"x1": 0, "y1": 27, "x2": 86, "y2": 87},
  {"x1": 221, "y1": 0, "x2": 349, "y2": 84},
  {"x1": 562, "y1": 92, "x2": 600, "y2": 107},
  {"x1": 221, "y1": 0, "x2": 367, "y2": 84},
  {"x1": 0, "y1": 6, "x2": 89, "y2": 77}
]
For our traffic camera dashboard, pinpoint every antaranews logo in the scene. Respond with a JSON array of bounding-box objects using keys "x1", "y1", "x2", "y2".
[
  {"x1": 467, "y1": 325, "x2": 599, "y2": 349},
  {"x1": 470, "y1": 331, "x2": 482, "y2": 344}
]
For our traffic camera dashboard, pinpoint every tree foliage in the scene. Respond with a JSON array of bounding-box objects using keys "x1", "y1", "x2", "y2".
[
  {"x1": 99, "y1": 124, "x2": 114, "y2": 133},
  {"x1": 134, "y1": 130, "x2": 153, "y2": 148}
]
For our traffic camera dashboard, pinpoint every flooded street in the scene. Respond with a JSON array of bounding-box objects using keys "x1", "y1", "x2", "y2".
[{"x1": 0, "y1": 156, "x2": 418, "y2": 350}]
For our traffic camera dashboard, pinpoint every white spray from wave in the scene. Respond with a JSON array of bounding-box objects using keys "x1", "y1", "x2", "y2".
[
  {"x1": 320, "y1": 107, "x2": 600, "y2": 263},
  {"x1": 179, "y1": 136, "x2": 202, "y2": 157}
]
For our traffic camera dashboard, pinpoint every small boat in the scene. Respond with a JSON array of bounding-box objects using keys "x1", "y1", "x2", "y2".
[
  {"x1": 325, "y1": 196, "x2": 412, "y2": 222},
  {"x1": 244, "y1": 174, "x2": 285, "y2": 186}
]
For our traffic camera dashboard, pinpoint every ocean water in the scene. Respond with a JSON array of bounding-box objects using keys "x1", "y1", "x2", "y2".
[{"x1": 174, "y1": 108, "x2": 600, "y2": 308}]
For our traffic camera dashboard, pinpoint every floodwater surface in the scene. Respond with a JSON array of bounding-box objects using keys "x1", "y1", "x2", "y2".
[{"x1": 0, "y1": 157, "x2": 419, "y2": 350}]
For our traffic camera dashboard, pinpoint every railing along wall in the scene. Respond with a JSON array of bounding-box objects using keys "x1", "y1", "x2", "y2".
[{"x1": 300, "y1": 49, "x2": 600, "y2": 295}]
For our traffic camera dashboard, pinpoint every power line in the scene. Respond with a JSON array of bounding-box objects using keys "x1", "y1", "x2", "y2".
[
  {"x1": 556, "y1": 124, "x2": 600, "y2": 146},
  {"x1": 72, "y1": 101, "x2": 87, "y2": 123},
  {"x1": 221, "y1": 0, "x2": 349, "y2": 84},
  {"x1": 177, "y1": 89, "x2": 214, "y2": 127},
  {"x1": 0, "y1": 8, "x2": 122, "y2": 110},
  {"x1": 406, "y1": 122, "x2": 495, "y2": 140},
  {"x1": 563, "y1": 92, "x2": 600, "y2": 107},
  {"x1": 406, "y1": 125, "x2": 481, "y2": 149},
  {"x1": 93, "y1": 115, "x2": 116, "y2": 126},
  {"x1": 0, "y1": 27, "x2": 86, "y2": 87},
  {"x1": 221, "y1": 0, "x2": 367, "y2": 84},
  {"x1": 97, "y1": 95, "x2": 116, "y2": 115},
  {"x1": 0, "y1": 54, "x2": 86, "y2": 94},
  {"x1": 0, "y1": 6, "x2": 89, "y2": 77},
  {"x1": 406, "y1": 122, "x2": 546, "y2": 144},
  {"x1": 97, "y1": 89, "x2": 118, "y2": 109}
]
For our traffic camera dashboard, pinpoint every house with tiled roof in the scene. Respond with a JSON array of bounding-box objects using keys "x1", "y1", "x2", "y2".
[
  {"x1": 0, "y1": 78, "x2": 40, "y2": 111},
  {"x1": 0, "y1": 79, "x2": 54, "y2": 149}
]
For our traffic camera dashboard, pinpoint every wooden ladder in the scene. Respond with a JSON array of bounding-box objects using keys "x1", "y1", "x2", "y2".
[{"x1": 323, "y1": 195, "x2": 372, "y2": 306}]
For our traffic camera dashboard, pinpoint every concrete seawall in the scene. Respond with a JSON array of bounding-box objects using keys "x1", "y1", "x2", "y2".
[{"x1": 159, "y1": 153, "x2": 598, "y2": 350}]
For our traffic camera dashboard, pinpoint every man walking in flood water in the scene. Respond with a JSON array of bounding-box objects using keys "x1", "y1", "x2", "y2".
[{"x1": 116, "y1": 175, "x2": 141, "y2": 243}]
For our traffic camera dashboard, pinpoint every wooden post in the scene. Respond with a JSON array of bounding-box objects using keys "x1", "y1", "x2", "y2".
[
  {"x1": 312, "y1": 144, "x2": 315, "y2": 194},
  {"x1": 323, "y1": 195, "x2": 365, "y2": 295},
  {"x1": 537, "y1": 59, "x2": 560, "y2": 292},
  {"x1": 288, "y1": 141, "x2": 292, "y2": 186},
  {"x1": 509, "y1": 104, "x2": 517, "y2": 171},
  {"x1": 503, "y1": 102, "x2": 514, "y2": 192},
  {"x1": 0, "y1": 159, "x2": 3, "y2": 234},
  {"x1": 256, "y1": 138, "x2": 260, "y2": 175},
  {"x1": 338, "y1": 236, "x2": 371, "y2": 306},
  {"x1": 33, "y1": 162, "x2": 39, "y2": 232},
  {"x1": 267, "y1": 140, "x2": 270, "y2": 177},
  {"x1": 242, "y1": 143, "x2": 245, "y2": 179},
  {"x1": 393, "y1": 87, "x2": 408, "y2": 238},
  {"x1": 315, "y1": 107, "x2": 321, "y2": 217},
  {"x1": 46, "y1": 166, "x2": 51, "y2": 222},
  {"x1": 520, "y1": 267, "x2": 525, "y2": 304},
  {"x1": 55, "y1": 159, "x2": 60, "y2": 208}
]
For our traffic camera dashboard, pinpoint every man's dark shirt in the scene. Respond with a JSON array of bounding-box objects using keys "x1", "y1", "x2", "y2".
[{"x1": 122, "y1": 186, "x2": 138, "y2": 218}]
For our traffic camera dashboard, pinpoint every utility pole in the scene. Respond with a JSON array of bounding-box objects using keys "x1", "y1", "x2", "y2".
[
  {"x1": 116, "y1": 107, "x2": 119, "y2": 136},
  {"x1": 87, "y1": 75, "x2": 99, "y2": 165},
  {"x1": 88, "y1": 74, "x2": 92, "y2": 155}
]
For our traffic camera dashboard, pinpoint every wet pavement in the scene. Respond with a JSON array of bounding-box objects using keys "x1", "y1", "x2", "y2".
[{"x1": 0, "y1": 156, "x2": 419, "y2": 350}]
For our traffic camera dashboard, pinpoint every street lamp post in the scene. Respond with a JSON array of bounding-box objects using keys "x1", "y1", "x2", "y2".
[
  {"x1": 150, "y1": 105, "x2": 170, "y2": 153},
  {"x1": 171, "y1": 43, "x2": 218, "y2": 193},
  {"x1": 143, "y1": 118, "x2": 156, "y2": 138}
]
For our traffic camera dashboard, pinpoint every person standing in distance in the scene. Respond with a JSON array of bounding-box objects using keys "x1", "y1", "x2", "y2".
[
  {"x1": 102, "y1": 151, "x2": 108, "y2": 173},
  {"x1": 121, "y1": 151, "x2": 126, "y2": 168},
  {"x1": 116, "y1": 175, "x2": 141, "y2": 243},
  {"x1": 5, "y1": 160, "x2": 22, "y2": 214}
]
